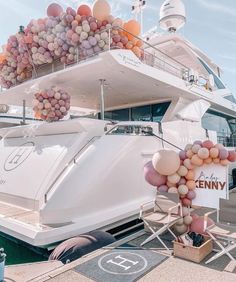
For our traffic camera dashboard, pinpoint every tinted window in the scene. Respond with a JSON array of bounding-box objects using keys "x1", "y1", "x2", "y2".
[
  {"x1": 152, "y1": 102, "x2": 170, "y2": 122},
  {"x1": 104, "y1": 109, "x2": 129, "y2": 121},
  {"x1": 131, "y1": 105, "x2": 151, "y2": 121}
]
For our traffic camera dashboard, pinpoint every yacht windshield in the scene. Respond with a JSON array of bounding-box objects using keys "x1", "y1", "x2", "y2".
[{"x1": 198, "y1": 58, "x2": 225, "y2": 90}]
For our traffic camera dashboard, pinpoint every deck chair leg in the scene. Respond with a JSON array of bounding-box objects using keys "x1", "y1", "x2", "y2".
[
  {"x1": 155, "y1": 235, "x2": 170, "y2": 251},
  {"x1": 206, "y1": 231, "x2": 236, "y2": 264},
  {"x1": 167, "y1": 227, "x2": 177, "y2": 239},
  {"x1": 141, "y1": 222, "x2": 168, "y2": 247},
  {"x1": 206, "y1": 244, "x2": 236, "y2": 264}
]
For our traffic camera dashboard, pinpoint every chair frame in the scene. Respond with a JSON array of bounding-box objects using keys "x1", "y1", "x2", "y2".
[
  {"x1": 204, "y1": 209, "x2": 236, "y2": 264},
  {"x1": 139, "y1": 198, "x2": 182, "y2": 251}
]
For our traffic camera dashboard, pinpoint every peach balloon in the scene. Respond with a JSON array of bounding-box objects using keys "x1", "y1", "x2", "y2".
[
  {"x1": 168, "y1": 187, "x2": 178, "y2": 193},
  {"x1": 185, "y1": 170, "x2": 195, "y2": 180},
  {"x1": 210, "y1": 147, "x2": 219, "y2": 158},
  {"x1": 186, "y1": 180, "x2": 196, "y2": 190},
  {"x1": 186, "y1": 149, "x2": 194, "y2": 159},
  {"x1": 202, "y1": 140, "x2": 214, "y2": 150},
  {"x1": 93, "y1": 0, "x2": 111, "y2": 21},
  {"x1": 167, "y1": 173, "x2": 181, "y2": 184},
  {"x1": 204, "y1": 157, "x2": 212, "y2": 164},
  {"x1": 47, "y1": 3, "x2": 63, "y2": 17},
  {"x1": 152, "y1": 150, "x2": 180, "y2": 176},
  {"x1": 191, "y1": 144, "x2": 201, "y2": 154},
  {"x1": 214, "y1": 143, "x2": 224, "y2": 150},
  {"x1": 198, "y1": 147, "x2": 210, "y2": 160},
  {"x1": 191, "y1": 154, "x2": 203, "y2": 166},
  {"x1": 183, "y1": 159, "x2": 194, "y2": 170},
  {"x1": 77, "y1": 4, "x2": 92, "y2": 16},
  {"x1": 167, "y1": 181, "x2": 176, "y2": 188},
  {"x1": 177, "y1": 165, "x2": 188, "y2": 177},
  {"x1": 221, "y1": 159, "x2": 230, "y2": 166},
  {"x1": 123, "y1": 20, "x2": 141, "y2": 40},
  {"x1": 213, "y1": 158, "x2": 220, "y2": 164}
]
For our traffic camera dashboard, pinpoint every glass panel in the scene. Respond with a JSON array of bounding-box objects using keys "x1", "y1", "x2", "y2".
[
  {"x1": 152, "y1": 102, "x2": 170, "y2": 122},
  {"x1": 202, "y1": 110, "x2": 232, "y2": 137},
  {"x1": 104, "y1": 109, "x2": 129, "y2": 121},
  {"x1": 198, "y1": 58, "x2": 225, "y2": 90},
  {"x1": 224, "y1": 95, "x2": 236, "y2": 104},
  {"x1": 107, "y1": 125, "x2": 153, "y2": 136},
  {"x1": 131, "y1": 105, "x2": 151, "y2": 121}
]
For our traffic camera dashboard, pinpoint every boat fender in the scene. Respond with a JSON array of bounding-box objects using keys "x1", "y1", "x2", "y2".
[{"x1": 49, "y1": 230, "x2": 116, "y2": 264}]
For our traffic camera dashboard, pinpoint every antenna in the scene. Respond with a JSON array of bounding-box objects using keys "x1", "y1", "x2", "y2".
[
  {"x1": 132, "y1": 0, "x2": 146, "y2": 34},
  {"x1": 159, "y1": 0, "x2": 186, "y2": 33}
]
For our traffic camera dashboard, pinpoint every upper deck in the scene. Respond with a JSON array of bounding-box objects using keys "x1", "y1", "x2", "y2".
[{"x1": 0, "y1": 30, "x2": 236, "y2": 121}]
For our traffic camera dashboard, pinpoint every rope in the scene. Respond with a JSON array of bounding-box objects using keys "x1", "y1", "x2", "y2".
[{"x1": 146, "y1": 132, "x2": 184, "y2": 151}]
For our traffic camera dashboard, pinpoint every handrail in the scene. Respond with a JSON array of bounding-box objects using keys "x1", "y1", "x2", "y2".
[
  {"x1": 1, "y1": 26, "x2": 192, "y2": 92},
  {"x1": 44, "y1": 135, "x2": 100, "y2": 203}
]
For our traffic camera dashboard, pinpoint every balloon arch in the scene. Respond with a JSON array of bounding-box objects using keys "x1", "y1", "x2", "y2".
[{"x1": 144, "y1": 140, "x2": 236, "y2": 234}]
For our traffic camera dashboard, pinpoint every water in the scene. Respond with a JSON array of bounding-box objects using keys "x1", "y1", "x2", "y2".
[{"x1": 0, "y1": 234, "x2": 47, "y2": 266}]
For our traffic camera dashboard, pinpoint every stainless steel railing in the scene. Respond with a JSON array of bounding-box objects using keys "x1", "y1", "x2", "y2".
[{"x1": 0, "y1": 26, "x2": 194, "y2": 92}]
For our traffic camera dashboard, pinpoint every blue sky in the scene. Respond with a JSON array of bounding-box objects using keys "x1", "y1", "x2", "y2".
[{"x1": 0, "y1": 0, "x2": 236, "y2": 95}]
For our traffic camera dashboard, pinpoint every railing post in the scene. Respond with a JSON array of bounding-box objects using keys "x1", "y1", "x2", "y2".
[
  {"x1": 108, "y1": 28, "x2": 111, "y2": 51},
  {"x1": 99, "y1": 79, "x2": 106, "y2": 120}
]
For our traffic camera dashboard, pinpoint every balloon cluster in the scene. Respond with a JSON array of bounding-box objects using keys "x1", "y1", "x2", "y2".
[
  {"x1": 144, "y1": 140, "x2": 236, "y2": 234},
  {"x1": 33, "y1": 86, "x2": 70, "y2": 121},
  {"x1": 0, "y1": 0, "x2": 143, "y2": 89}
]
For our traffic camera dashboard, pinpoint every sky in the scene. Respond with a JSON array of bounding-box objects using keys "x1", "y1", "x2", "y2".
[{"x1": 0, "y1": 0, "x2": 235, "y2": 95}]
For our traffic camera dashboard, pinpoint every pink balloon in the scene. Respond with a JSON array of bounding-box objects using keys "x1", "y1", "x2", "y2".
[
  {"x1": 144, "y1": 161, "x2": 167, "y2": 187},
  {"x1": 190, "y1": 216, "x2": 214, "y2": 234},
  {"x1": 219, "y1": 149, "x2": 229, "y2": 160},
  {"x1": 228, "y1": 151, "x2": 236, "y2": 162},
  {"x1": 179, "y1": 150, "x2": 187, "y2": 160},
  {"x1": 193, "y1": 140, "x2": 202, "y2": 146},
  {"x1": 157, "y1": 185, "x2": 169, "y2": 193},
  {"x1": 202, "y1": 140, "x2": 214, "y2": 150},
  {"x1": 178, "y1": 177, "x2": 186, "y2": 185},
  {"x1": 47, "y1": 3, "x2": 63, "y2": 17},
  {"x1": 186, "y1": 190, "x2": 196, "y2": 200},
  {"x1": 90, "y1": 22, "x2": 98, "y2": 31},
  {"x1": 182, "y1": 198, "x2": 192, "y2": 207}
]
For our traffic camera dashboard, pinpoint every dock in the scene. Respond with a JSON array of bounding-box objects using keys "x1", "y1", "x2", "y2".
[{"x1": 4, "y1": 230, "x2": 236, "y2": 282}]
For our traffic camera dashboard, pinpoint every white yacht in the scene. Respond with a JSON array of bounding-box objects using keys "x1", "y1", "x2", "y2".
[{"x1": 0, "y1": 0, "x2": 235, "y2": 249}]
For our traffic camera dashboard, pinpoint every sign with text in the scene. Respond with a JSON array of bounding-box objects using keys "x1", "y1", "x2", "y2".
[{"x1": 192, "y1": 164, "x2": 229, "y2": 209}]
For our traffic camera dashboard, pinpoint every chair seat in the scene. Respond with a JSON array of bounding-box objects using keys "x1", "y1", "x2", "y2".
[
  {"x1": 207, "y1": 223, "x2": 236, "y2": 240},
  {"x1": 143, "y1": 212, "x2": 180, "y2": 225}
]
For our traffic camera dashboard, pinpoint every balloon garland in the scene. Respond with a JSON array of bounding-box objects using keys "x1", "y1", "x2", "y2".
[
  {"x1": 33, "y1": 86, "x2": 70, "y2": 121},
  {"x1": 144, "y1": 140, "x2": 236, "y2": 234},
  {"x1": 0, "y1": 0, "x2": 143, "y2": 89}
]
